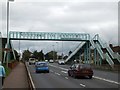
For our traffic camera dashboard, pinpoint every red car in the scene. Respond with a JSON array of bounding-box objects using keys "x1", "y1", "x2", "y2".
[{"x1": 68, "y1": 64, "x2": 93, "y2": 79}]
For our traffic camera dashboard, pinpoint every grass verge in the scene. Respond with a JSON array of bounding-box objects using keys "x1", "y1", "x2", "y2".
[{"x1": 3, "y1": 64, "x2": 11, "y2": 77}]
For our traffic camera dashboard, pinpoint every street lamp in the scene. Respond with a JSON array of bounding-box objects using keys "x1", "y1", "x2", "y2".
[
  {"x1": 6, "y1": 0, "x2": 14, "y2": 67},
  {"x1": 56, "y1": 42, "x2": 58, "y2": 61},
  {"x1": 62, "y1": 41, "x2": 63, "y2": 60},
  {"x1": 52, "y1": 45, "x2": 55, "y2": 61},
  {"x1": 7, "y1": 0, "x2": 14, "y2": 39}
]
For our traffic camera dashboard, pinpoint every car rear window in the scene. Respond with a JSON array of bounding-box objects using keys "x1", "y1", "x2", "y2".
[
  {"x1": 37, "y1": 63, "x2": 48, "y2": 67},
  {"x1": 79, "y1": 64, "x2": 91, "y2": 69}
]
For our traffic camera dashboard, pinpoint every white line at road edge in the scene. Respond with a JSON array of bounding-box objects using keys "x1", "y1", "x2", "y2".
[
  {"x1": 26, "y1": 62, "x2": 36, "y2": 90},
  {"x1": 93, "y1": 76, "x2": 120, "y2": 85},
  {"x1": 49, "y1": 64, "x2": 120, "y2": 85},
  {"x1": 80, "y1": 84, "x2": 86, "y2": 87}
]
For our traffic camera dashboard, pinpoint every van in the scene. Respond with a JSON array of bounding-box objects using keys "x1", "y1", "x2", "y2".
[{"x1": 29, "y1": 58, "x2": 36, "y2": 65}]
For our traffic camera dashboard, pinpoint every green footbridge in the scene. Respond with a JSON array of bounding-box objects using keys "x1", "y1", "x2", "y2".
[{"x1": 2, "y1": 31, "x2": 120, "y2": 68}]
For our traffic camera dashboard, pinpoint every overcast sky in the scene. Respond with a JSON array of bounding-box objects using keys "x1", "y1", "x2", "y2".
[{"x1": 0, "y1": 0, "x2": 119, "y2": 55}]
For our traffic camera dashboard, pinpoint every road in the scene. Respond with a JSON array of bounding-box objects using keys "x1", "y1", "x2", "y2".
[{"x1": 27, "y1": 62, "x2": 119, "y2": 88}]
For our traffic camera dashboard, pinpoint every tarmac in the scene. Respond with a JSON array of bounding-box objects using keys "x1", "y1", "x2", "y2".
[{"x1": 3, "y1": 62, "x2": 29, "y2": 89}]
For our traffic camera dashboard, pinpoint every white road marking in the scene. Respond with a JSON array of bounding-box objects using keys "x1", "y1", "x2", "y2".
[
  {"x1": 59, "y1": 67, "x2": 68, "y2": 71},
  {"x1": 93, "y1": 76, "x2": 120, "y2": 85},
  {"x1": 55, "y1": 72, "x2": 61, "y2": 76},
  {"x1": 49, "y1": 64, "x2": 68, "y2": 71},
  {"x1": 61, "y1": 71, "x2": 67, "y2": 74},
  {"x1": 49, "y1": 64, "x2": 120, "y2": 85},
  {"x1": 65, "y1": 77, "x2": 68, "y2": 79},
  {"x1": 25, "y1": 63, "x2": 36, "y2": 90},
  {"x1": 50, "y1": 70, "x2": 53, "y2": 72},
  {"x1": 80, "y1": 84, "x2": 86, "y2": 87}
]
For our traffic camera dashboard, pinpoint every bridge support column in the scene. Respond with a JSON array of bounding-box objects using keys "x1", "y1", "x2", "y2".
[
  {"x1": 85, "y1": 42, "x2": 91, "y2": 64},
  {"x1": 84, "y1": 46, "x2": 86, "y2": 64},
  {"x1": 86, "y1": 41, "x2": 91, "y2": 64},
  {"x1": 79, "y1": 51, "x2": 82, "y2": 63},
  {"x1": 86, "y1": 43, "x2": 88, "y2": 64},
  {"x1": 99, "y1": 56, "x2": 102, "y2": 66},
  {"x1": 94, "y1": 48, "x2": 97, "y2": 65},
  {"x1": 84, "y1": 42, "x2": 90, "y2": 64}
]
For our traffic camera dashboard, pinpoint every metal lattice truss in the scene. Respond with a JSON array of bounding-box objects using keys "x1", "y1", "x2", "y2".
[{"x1": 9, "y1": 31, "x2": 90, "y2": 41}]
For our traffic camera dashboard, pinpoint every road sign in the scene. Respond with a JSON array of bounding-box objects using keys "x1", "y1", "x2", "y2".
[{"x1": 2, "y1": 48, "x2": 12, "y2": 52}]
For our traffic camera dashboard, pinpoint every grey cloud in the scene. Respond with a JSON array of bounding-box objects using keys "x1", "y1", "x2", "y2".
[{"x1": 0, "y1": 0, "x2": 118, "y2": 54}]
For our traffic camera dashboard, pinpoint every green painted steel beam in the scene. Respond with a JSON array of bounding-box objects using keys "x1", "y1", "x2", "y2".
[{"x1": 9, "y1": 31, "x2": 90, "y2": 41}]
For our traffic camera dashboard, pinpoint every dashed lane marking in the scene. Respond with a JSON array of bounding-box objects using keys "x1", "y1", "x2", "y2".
[
  {"x1": 59, "y1": 67, "x2": 68, "y2": 71},
  {"x1": 50, "y1": 70, "x2": 53, "y2": 72},
  {"x1": 49, "y1": 64, "x2": 120, "y2": 85},
  {"x1": 55, "y1": 72, "x2": 61, "y2": 76},
  {"x1": 61, "y1": 71, "x2": 67, "y2": 74},
  {"x1": 80, "y1": 84, "x2": 86, "y2": 87},
  {"x1": 65, "y1": 77, "x2": 68, "y2": 79},
  {"x1": 49, "y1": 64, "x2": 68, "y2": 71}
]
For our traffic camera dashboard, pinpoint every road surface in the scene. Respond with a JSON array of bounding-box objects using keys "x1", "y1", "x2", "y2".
[{"x1": 27, "y1": 62, "x2": 119, "y2": 88}]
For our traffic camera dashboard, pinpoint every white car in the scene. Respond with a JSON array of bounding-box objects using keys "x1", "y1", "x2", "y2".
[
  {"x1": 49, "y1": 59, "x2": 54, "y2": 63},
  {"x1": 29, "y1": 58, "x2": 36, "y2": 65},
  {"x1": 45, "y1": 60, "x2": 48, "y2": 62},
  {"x1": 58, "y1": 60, "x2": 65, "y2": 65}
]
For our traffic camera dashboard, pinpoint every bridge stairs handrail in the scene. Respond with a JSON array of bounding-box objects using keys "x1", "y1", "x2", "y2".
[
  {"x1": 95, "y1": 34, "x2": 120, "y2": 63},
  {"x1": 65, "y1": 42, "x2": 86, "y2": 63},
  {"x1": 90, "y1": 34, "x2": 114, "y2": 67}
]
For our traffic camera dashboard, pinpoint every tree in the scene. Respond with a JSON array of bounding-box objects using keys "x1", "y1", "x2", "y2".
[
  {"x1": 22, "y1": 50, "x2": 32, "y2": 61},
  {"x1": 38, "y1": 50, "x2": 44, "y2": 61},
  {"x1": 45, "y1": 51, "x2": 57, "y2": 61},
  {"x1": 33, "y1": 50, "x2": 39, "y2": 59}
]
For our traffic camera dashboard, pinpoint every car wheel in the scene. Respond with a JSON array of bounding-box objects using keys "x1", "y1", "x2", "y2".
[
  {"x1": 71, "y1": 72, "x2": 74, "y2": 77},
  {"x1": 68, "y1": 71, "x2": 71, "y2": 76},
  {"x1": 73, "y1": 73, "x2": 76, "y2": 78},
  {"x1": 89, "y1": 75, "x2": 92, "y2": 79},
  {"x1": 47, "y1": 71, "x2": 49, "y2": 73}
]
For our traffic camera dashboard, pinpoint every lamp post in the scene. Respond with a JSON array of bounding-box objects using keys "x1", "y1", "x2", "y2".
[
  {"x1": 18, "y1": 40, "x2": 20, "y2": 61},
  {"x1": 62, "y1": 41, "x2": 63, "y2": 60},
  {"x1": 56, "y1": 42, "x2": 58, "y2": 61},
  {"x1": 52, "y1": 45, "x2": 55, "y2": 61},
  {"x1": 6, "y1": 0, "x2": 14, "y2": 67}
]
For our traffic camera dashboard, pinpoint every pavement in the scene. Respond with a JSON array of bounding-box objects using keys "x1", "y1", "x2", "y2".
[{"x1": 3, "y1": 62, "x2": 29, "y2": 89}]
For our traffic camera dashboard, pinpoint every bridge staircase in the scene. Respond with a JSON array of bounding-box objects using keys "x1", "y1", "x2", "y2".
[
  {"x1": 3, "y1": 40, "x2": 16, "y2": 63},
  {"x1": 65, "y1": 42, "x2": 86, "y2": 63},
  {"x1": 91, "y1": 34, "x2": 120, "y2": 68}
]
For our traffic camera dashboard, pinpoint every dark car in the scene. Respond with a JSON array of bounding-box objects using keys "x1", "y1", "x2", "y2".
[
  {"x1": 68, "y1": 64, "x2": 93, "y2": 79},
  {"x1": 35, "y1": 61, "x2": 49, "y2": 73}
]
